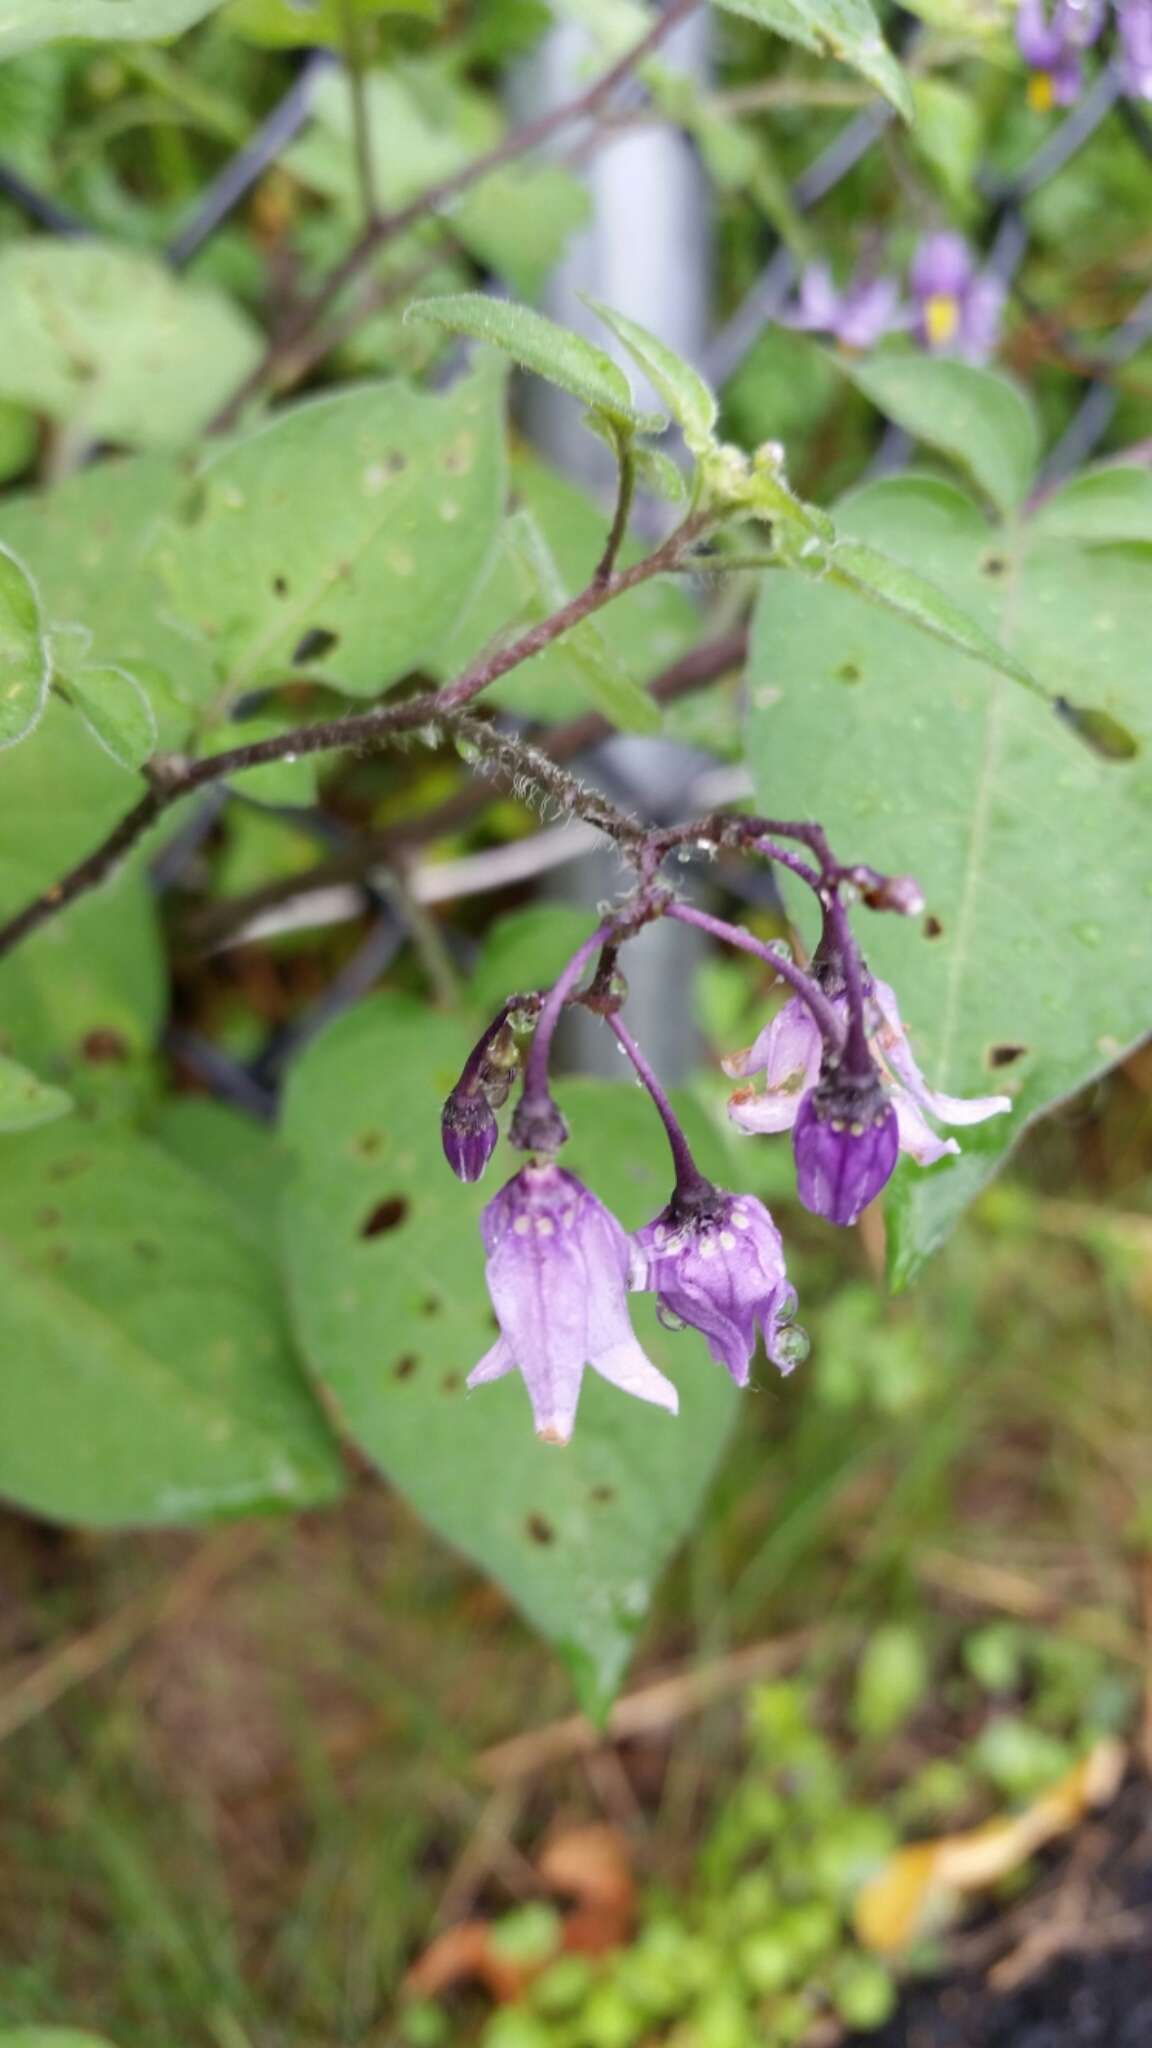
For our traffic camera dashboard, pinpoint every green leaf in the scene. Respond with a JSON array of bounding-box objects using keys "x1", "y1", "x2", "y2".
[
  {"x1": 430, "y1": 448, "x2": 696, "y2": 721},
  {"x1": 0, "y1": 398, "x2": 37, "y2": 486},
  {"x1": 708, "y1": 0, "x2": 911, "y2": 118},
  {"x1": 406, "y1": 294, "x2": 665, "y2": 434},
  {"x1": 151, "y1": 1097, "x2": 286, "y2": 1258},
  {"x1": 0, "y1": 1120, "x2": 343, "y2": 1527},
  {"x1": 454, "y1": 166, "x2": 590, "y2": 300},
  {"x1": 0, "y1": 0, "x2": 224, "y2": 54},
  {"x1": 0, "y1": 697, "x2": 163, "y2": 1074},
  {"x1": 584, "y1": 297, "x2": 717, "y2": 454},
  {"x1": 155, "y1": 367, "x2": 506, "y2": 711},
  {"x1": 506, "y1": 509, "x2": 661, "y2": 734},
  {"x1": 223, "y1": 0, "x2": 433, "y2": 45},
  {"x1": 469, "y1": 904, "x2": 594, "y2": 1017},
  {"x1": 281, "y1": 995, "x2": 739, "y2": 1710},
  {"x1": 748, "y1": 475, "x2": 1151, "y2": 1278},
  {"x1": 0, "y1": 1052, "x2": 72, "y2": 1132},
  {"x1": 66, "y1": 663, "x2": 158, "y2": 772},
  {"x1": 1030, "y1": 465, "x2": 1152, "y2": 545},
  {"x1": 0, "y1": 541, "x2": 50, "y2": 749},
  {"x1": 0, "y1": 455, "x2": 213, "y2": 723},
  {"x1": 0, "y1": 242, "x2": 260, "y2": 450},
  {"x1": 839, "y1": 355, "x2": 1040, "y2": 515},
  {"x1": 820, "y1": 534, "x2": 1045, "y2": 696},
  {"x1": 909, "y1": 77, "x2": 983, "y2": 211}
]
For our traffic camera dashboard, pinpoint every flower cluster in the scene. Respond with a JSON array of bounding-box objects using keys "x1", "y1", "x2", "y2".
[
  {"x1": 1016, "y1": 1, "x2": 1152, "y2": 108},
  {"x1": 781, "y1": 233, "x2": 1005, "y2": 364},
  {"x1": 437, "y1": 846, "x2": 1015, "y2": 1445}
]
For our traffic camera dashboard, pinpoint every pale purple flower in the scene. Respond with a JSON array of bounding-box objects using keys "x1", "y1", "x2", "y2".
[
  {"x1": 467, "y1": 1162, "x2": 676, "y2": 1444},
  {"x1": 792, "y1": 1076, "x2": 900, "y2": 1227},
  {"x1": 910, "y1": 234, "x2": 1006, "y2": 363},
  {"x1": 726, "y1": 979, "x2": 1011, "y2": 1195},
  {"x1": 1118, "y1": 0, "x2": 1152, "y2": 96},
  {"x1": 1016, "y1": 0, "x2": 1105, "y2": 104},
  {"x1": 782, "y1": 263, "x2": 906, "y2": 353},
  {"x1": 635, "y1": 1189, "x2": 802, "y2": 1386}
]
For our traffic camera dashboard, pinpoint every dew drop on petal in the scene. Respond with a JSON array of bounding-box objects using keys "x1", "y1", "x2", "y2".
[
  {"x1": 657, "y1": 1300, "x2": 688, "y2": 1333},
  {"x1": 773, "y1": 1322, "x2": 810, "y2": 1369}
]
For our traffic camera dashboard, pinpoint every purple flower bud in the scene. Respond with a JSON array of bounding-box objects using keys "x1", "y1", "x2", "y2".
[
  {"x1": 1118, "y1": 0, "x2": 1152, "y2": 98},
  {"x1": 510, "y1": 1092, "x2": 570, "y2": 1155},
  {"x1": 792, "y1": 1074, "x2": 899, "y2": 1227},
  {"x1": 467, "y1": 1163, "x2": 676, "y2": 1444},
  {"x1": 441, "y1": 1087, "x2": 499, "y2": 1183},
  {"x1": 635, "y1": 1188, "x2": 805, "y2": 1385}
]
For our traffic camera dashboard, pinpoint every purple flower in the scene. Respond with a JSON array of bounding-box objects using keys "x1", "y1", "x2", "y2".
[
  {"x1": 467, "y1": 1163, "x2": 676, "y2": 1444},
  {"x1": 1118, "y1": 0, "x2": 1152, "y2": 97},
  {"x1": 792, "y1": 1074, "x2": 900, "y2": 1227},
  {"x1": 1016, "y1": 0, "x2": 1106, "y2": 106},
  {"x1": 635, "y1": 1188, "x2": 803, "y2": 1386},
  {"x1": 442, "y1": 1087, "x2": 499, "y2": 1183},
  {"x1": 910, "y1": 234, "x2": 1005, "y2": 363},
  {"x1": 781, "y1": 262, "x2": 906, "y2": 353},
  {"x1": 725, "y1": 979, "x2": 1011, "y2": 1194}
]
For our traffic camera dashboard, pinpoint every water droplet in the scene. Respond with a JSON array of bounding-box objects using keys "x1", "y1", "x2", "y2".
[
  {"x1": 657, "y1": 1301, "x2": 688, "y2": 1333},
  {"x1": 777, "y1": 1285, "x2": 799, "y2": 1324},
  {"x1": 773, "y1": 1323, "x2": 810, "y2": 1370},
  {"x1": 767, "y1": 939, "x2": 793, "y2": 962},
  {"x1": 676, "y1": 846, "x2": 692, "y2": 864}
]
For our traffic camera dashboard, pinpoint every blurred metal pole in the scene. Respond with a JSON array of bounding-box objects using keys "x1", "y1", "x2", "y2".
[{"x1": 510, "y1": 3, "x2": 714, "y2": 1081}]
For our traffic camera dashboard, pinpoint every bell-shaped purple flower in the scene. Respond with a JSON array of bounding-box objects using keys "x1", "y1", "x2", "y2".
[
  {"x1": 1118, "y1": 0, "x2": 1152, "y2": 97},
  {"x1": 725, "y1": 978, "x2": 1011, "y2": 1196},
  {"x1": 1016, "y1": 0, "x2": 1105, "y2": 106},
  {"x1": 635, "y1": 1188, "x2": 803, "y2": 1386},
  {"x1": 910, "y1": 233, "x2": 1005, "y2": 363},
  {"x1": 792, "y1": 1073, "x2": 900, "y2": 1227},
  {"x1": 781, "y1": 262, "x2": 906, "y2": 353},
  {"x1": 467, "y1": 1163, "x2": 676, "y2": 1444},
  {"x1": 442, "y1": 1086, "x2": 499, "y2": 1184}
]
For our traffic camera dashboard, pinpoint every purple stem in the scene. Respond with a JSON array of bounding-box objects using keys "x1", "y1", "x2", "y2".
[
  {"x1": 607, "y1": 1014, "x2": 712, "y2": 1202},
  {"x1": 665, "y1": 900, "x2": 847, "y2": 1049},
  {"x1": 520, "y1": 922, "x2": 615, "y2": 1108},
  {"x1": 820, "y1": 895, "x2": 873, "y2": 1078}
]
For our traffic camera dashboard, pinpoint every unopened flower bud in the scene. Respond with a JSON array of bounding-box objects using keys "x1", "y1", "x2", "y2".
[
  {"x1": 441, "y1": 1087, "x2": 499, "y2": 1184},
  {"x1": 510, "y1": 1092, "x2": 570, "y2": 1156}
]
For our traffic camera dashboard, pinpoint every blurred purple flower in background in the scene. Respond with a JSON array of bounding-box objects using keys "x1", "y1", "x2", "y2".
[
  {"x1": 910, "y1": 233, "x2": 1006, "y2": 362},
  {"x1": 635, "y1": 1189, "x2": 804, "y2": 1385},
  {"x1": 1015, "y1": 0, "x2": 1106, "y2": 107},
  {"x1": 467, "y1": 1162, "x2": 677, "y2": 1444},
  {"x1": 1118, "y1": 0, "x2": 1152, "y2": 95},
  {"x1": 781, "y1": 262, "x2": 906, "y2": 352}
]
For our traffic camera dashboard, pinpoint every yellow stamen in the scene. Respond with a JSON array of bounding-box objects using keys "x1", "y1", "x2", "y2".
[
  {"x1": 1028, "y1": 70, "x2": 1056, "y2": 111},
  {"x1": 923, "y1": 294, "x2": 960, "y2": 348}
]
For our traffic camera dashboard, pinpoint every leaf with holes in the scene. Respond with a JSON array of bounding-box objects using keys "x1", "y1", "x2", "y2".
[
  {"x1": 0, "y1": 0, "x2": 224, "y2": 52},
  {"x1": 839, "y1": 355, "x2": 1040, "y2": 515},
  {"x1": 821, "y1": 536, "x2": 1045, "y2": 697},
  {"x1": 0, "y1": 542, "x2": 49, "y2": 750},
  {"x1": 406, "y1": 294, "x2": 665, "y2": 435},
  {"x1": 709, "y1": 0, "x2": 911, "y2": 117},
  {"x1": 0, "y1": 242, "x2": 259, "y2": 449},
  {"x1": 0, "y1": 1054, "x2": 72, "y2": 1133},
  {"x1": 155, "y1": 365, "x2": 506, "y2": 712},
  {"x1": 748, "y1": 475, "x2": 1152, "y2": 1280},
  {"x1": 0, "y1": 1120, "x2": 344, "y2": 1526},
  {"x1": 0, "y1": 698, "x2": 163, "y2": 1076},
  {"x1": 281, "y1": 994, "x2": 741, "y2": 1712}
]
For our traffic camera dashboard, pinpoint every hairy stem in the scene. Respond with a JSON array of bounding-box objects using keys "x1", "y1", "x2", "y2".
[{"x1": 0, "y1": 517, "x2": 706, "y2": 964}]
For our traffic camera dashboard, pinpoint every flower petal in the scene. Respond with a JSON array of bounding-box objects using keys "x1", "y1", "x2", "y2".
[
  {"x1": 728, "y1": 1087, "x2": 804, "y2": 1135},
  {"x1": 723, "y1": 996, "x2": 824, "y2": 1086},
  {"x1": 894, "y1": 1091, "x2": 960, "y2": 1167},
  {"x1": 871, "y1": 980, "x2": 1010, "y2": 1128},
  {"x1": 467, "y1": 1336, "x2": 516, "y2": 1388},
  {"x1": 591, "y1": 1339, "x2": 679, "y2": 1416}
]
